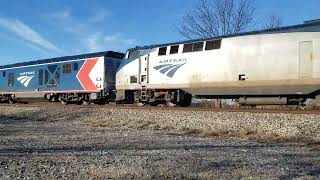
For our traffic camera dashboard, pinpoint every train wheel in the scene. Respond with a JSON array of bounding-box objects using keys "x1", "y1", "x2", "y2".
[
  {"x1": 8, "y1": 95, "x2": 16, "y2": 104},
  {"x1": 60, "y1": 100, "x2": 68, "y2": 105},
  {"x1": 83, "y1": 101, "x2": 90, "y2": 106},
  {"x1": 135, "y1": 102, "x2": 145, "y2": 107},
  {"x1": 166, "y1": 102, "x2": 177, "y2": 107},
  {"x1": 166, "y1": 98, "x2": 178, "y2": 107},
  {"x1": 58, "y1": 94, "x2": 68, "y2": 105},
  {"x1": 133, "y1": 91, "x2": 146, "y2": 106},
  {"x1": 44, "y1": 94, "x2": 54, "y2": 102},
  {"x1": 61, "y1": 101, "x2": 68, "y2": 105},
  {"x1": 149, "y1": 101, "x2": 159, "y2": 106},
  {"x1": 179, "y1": 92, "x2": 192, "y2": 107},
  {"x1": 166, "y1": 91, "x2": 178, "y2": 107}
]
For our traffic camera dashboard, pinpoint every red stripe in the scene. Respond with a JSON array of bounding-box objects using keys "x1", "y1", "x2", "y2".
[{"x1": 77, "y1": 58, "x2": 98, "y2": 91}]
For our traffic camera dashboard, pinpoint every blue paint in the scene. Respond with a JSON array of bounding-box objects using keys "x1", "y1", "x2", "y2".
[
  {"x1": 166, "y1": 63, "x2": 186, "y2": 78},
  {"x1": 0, "y1": 59, "x2": 85, "y2": 93},
  {"x1": 154, "y1": 64, "x2": 172, "y2": 70},
  {"x1": 159, "y1": 64, "x2": 178, "y2": 74},
  {"x1": 153, "y1": 63, "x2": 186, "y2": 78}
]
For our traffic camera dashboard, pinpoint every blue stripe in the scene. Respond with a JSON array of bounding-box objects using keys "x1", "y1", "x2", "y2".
[
  {"x1": 153, "y1": 64, "x2": 172, "y2": 70},
  {"x1": 166, "y1": 63, "x2": 186, "y2": 77},
  {"x1": 159, "y1": 64, "x2": 179, "y2": 74}
]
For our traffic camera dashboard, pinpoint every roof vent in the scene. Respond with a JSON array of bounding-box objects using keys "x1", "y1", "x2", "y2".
[{"x1": 304, "y1": 19, "x2": 320, "y2": 24}]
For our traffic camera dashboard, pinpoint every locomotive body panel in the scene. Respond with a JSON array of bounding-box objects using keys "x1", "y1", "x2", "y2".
[
  {"x1": 0, "y1": 51, "x2": 124, "y2": 98},
  {"x1": 116, "y1": 32, "x2": 320, "y2": 97}
]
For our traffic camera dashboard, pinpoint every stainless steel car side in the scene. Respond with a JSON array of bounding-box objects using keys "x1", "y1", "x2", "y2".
[{"x1": 116, "y1": 31, "x2": 320, "y2": 106}]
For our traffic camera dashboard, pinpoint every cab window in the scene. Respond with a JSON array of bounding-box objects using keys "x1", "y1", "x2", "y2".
[
  {"x1": 158, "y1": 47, "x2": 167, "y2": 56},
  {"x1": 183, "y1": 42, "x2": 205, "y2": 53},
  {"x1": 170, "y1": 45, "x2": 179, "y2": 54},
  {"x1": 183, "y1": 43, "x2": 193, "y2": 53},
  {"x1": 193, "y1": 42, "x2": 204, "y2": 52},
  {"x1": 128, "y1": 50, "x2": 140, "y2": 59},
  {"x1": 205, "y1": 40, "x2": 222, "y2": 50},
  {"x1": 63, "y1": 64, "x2": 72, "y2": 74}
]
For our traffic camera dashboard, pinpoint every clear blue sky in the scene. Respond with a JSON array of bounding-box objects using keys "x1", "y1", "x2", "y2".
[{"x1": 0, "y1": 0, "x2": 319, "y2": 65}]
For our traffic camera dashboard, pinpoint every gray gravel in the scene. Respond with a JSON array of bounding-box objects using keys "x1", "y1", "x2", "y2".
[
  {"x1": 84, "y1": 107, "x2": 320, "y2": 142},
  {"x1": 0, "y1": 106, "x2": 320, "y2": 179}
]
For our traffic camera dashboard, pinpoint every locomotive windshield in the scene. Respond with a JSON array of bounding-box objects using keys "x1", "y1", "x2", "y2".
[{"x1": 127, "y1": 50, "x2": 140, "y2": 59}]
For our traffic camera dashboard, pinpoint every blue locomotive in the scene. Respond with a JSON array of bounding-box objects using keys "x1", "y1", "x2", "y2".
[{"x1": 0, "y1": 51, "x2": 124, "y2": 104}]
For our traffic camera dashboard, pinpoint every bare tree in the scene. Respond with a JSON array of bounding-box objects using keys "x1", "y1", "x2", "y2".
[
  {"x1": 178, "y1": 0, "x2": 256, "y2": 39},
  {"x1": 263, "y1": 14, "x2": 283, "y2": 29}
]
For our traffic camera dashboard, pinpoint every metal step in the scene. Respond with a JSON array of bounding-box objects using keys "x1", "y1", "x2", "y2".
[{"x1": 141, "y1": 86, "x2": 147, "y2": 101}]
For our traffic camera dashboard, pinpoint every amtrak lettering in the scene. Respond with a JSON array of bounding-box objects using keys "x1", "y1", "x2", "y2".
[
  {"x1": 158, "y1": 58, "x2": 187, "y2": 64},
  {"x1": 154, "y1": 58, "x2": 187, "y2": 78},
  {"x1": 19, "y1": 71, "x2": 35, "y2": 76},
  {"x1": 17, "y1": 71, "x2": 35, "y2": 87}
]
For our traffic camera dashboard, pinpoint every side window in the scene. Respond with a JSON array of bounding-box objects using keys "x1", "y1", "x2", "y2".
[
  {"x1": 8, "y1": 73, "x2": 14, "y2": 87},
  {"x1": 193, "y1": 42, "x2": 204, "y2": 52},
  {"x1": 183, "y1": 43, "x2": 193, "y2": 53},
  {"x1": 169, "y1": 45, "x2": 179, "y2": 54},
  {"x1": 38, "y1": 70, "x2": 43, "y2": 85},
  {"x1": 158, "y1": 47, "x2": 167, "y2": 56},
  {"x1": 63, "y1": 64, "x2": 72, "y2": 74},
  {"x1": 183, "y1": 42, "x2": 205, "y2": 53},
  {"x1": 45, "y1": 70, "x2": 49, "y2": 84},
  {"x1": 55, "y1": 68, "x2": 60, "y2": 85},
  {"x1": 73, "y1": 63, "x2": 79, "y2": 71},
  {"x1": 3, "y1": 71, "x2": 6, "y2": 77},
  {"x1": 128, "y1": 51, "x2": 133, "y2": 58},
  {"x1": 130, "y1": 75, "x2": 137, "y2": 84},
  {"x1": 205, "y1": 40, "x2": 222, "y2": 50}
]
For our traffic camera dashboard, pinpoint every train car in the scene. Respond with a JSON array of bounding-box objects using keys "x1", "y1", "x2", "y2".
[
  {"x1": 0, "y1": 51, "x2": 124, "y2": 104},
  {"x1": 116, "y1": 21, "x2": 320, "y2": 107}
]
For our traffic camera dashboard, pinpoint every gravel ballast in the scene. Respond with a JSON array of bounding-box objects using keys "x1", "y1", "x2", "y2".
[
  {"x1": 0, "y1": 106, "x2": 320, "y2": 179},
  {"x1": 83, "y1": 107, "x2": 320, "y2": 142}
]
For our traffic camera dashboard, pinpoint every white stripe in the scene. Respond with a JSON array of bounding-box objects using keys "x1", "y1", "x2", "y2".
[
  {"x1": 17, "y1": 75, "x2": 34, "y2": 87},
  {"x1": 21, "y1": 76, "x2": 31, "y2": 85},
  {"x1": 17, "y1": 76, "x2": 28, "y2": 81},
  {"x1": 0, "y1": 56, "x2": 104, "y2": 70},
  {"x1": 23, "y1": 76, "x2": 34, "y2": 87}
]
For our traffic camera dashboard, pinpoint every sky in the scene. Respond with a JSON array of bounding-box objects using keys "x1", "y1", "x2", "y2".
[{"x1": 0, "y1": 0, "x2": 319, "y2": 65}]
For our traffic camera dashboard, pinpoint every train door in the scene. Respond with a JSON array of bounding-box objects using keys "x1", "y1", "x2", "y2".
[
  {"x1": 139, "y1": 54, "x2": 149, "y2": 85},
  {"x1": 0, "y1": 71, "x2": 5, "y2": 90},
  {"x1": 8, "y1": 73, "x2": 15, "y2": 89},
  {"x1": 39, "y1": 65, "x2": 60, "y2": 89},
  {"x1": 299, "y1": 41, "x2": 313, "y2": 78}
]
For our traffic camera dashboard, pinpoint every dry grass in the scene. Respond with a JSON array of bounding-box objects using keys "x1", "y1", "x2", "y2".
[
  {"x1": 0, "y1": 114, "x2": 47, "y2": 122},
  {"x1": 83, "y1": 112, "x2": 320, "y2": 145},
  {"x1": 85, "y1": 117, "x2": 319, "y2": 145}
]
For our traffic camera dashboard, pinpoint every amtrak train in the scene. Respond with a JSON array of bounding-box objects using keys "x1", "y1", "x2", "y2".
[
  {"x1": 0, "y1": 52, "x2": 124, "y2": 104},
  {"x1": 116, "y1": 21, "x2": 320, "y2": 106},
  {"x1": 1, "y1": 21, "x2": 320, "y2": 106}
]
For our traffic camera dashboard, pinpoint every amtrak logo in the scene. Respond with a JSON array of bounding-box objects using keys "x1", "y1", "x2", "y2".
[
  {"x1": 17, "y1": 75, "x2": 35, "y2": 87},
  {"x1": 153, "y1": 63, "x2": 186, "y2": 77}
]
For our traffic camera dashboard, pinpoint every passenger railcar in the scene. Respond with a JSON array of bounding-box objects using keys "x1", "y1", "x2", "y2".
[
  {"x1": 0, "y1": 51, "x2": 124, "y2": 104},
  {"x1": 116, "y1": 21, "x2": 320, "y2": 106}
]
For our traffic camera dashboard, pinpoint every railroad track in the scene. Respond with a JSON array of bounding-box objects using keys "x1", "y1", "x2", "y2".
[{"x1": 0, "y1": 100, "x2": 320, "y2": 115}]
